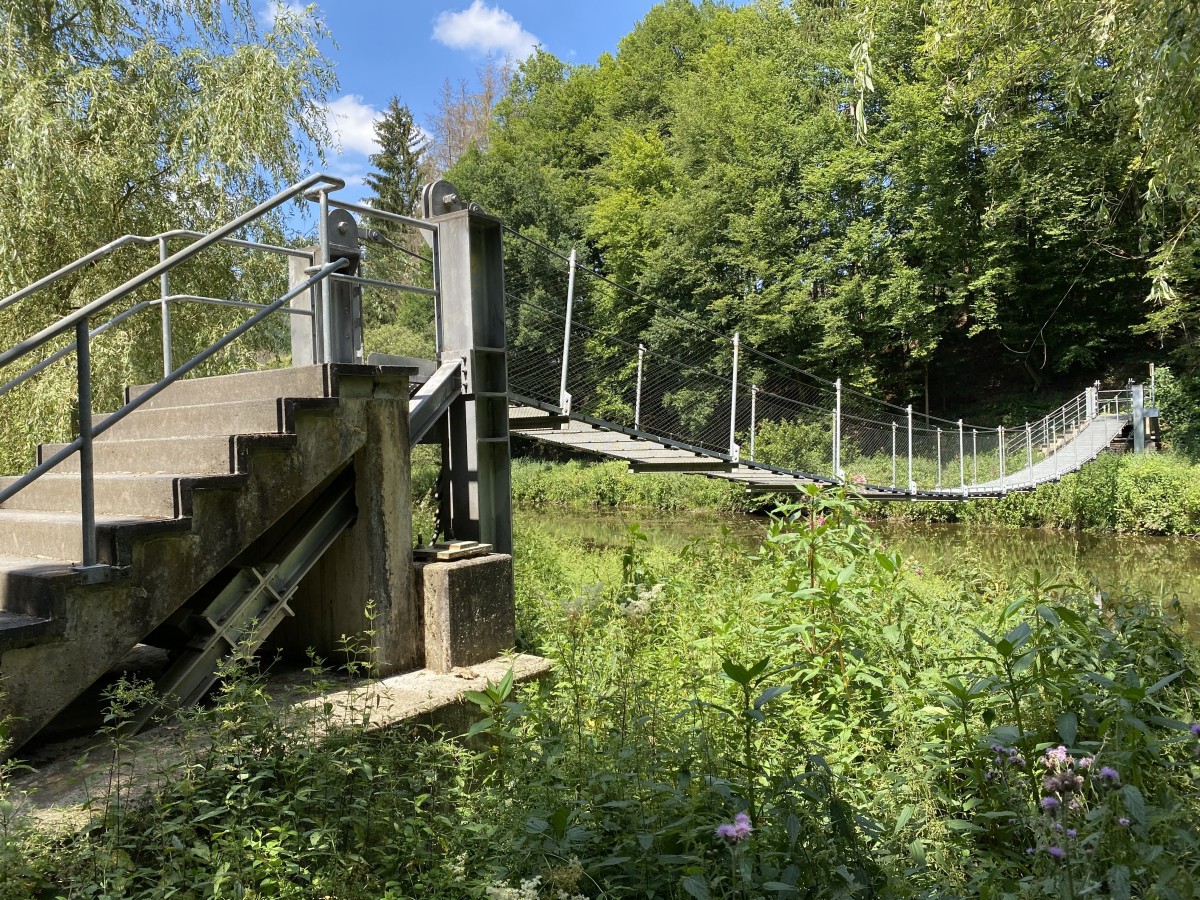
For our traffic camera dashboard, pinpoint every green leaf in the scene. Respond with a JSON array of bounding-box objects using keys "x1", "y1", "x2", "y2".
[
  {"x1": 465, "y1": 717, "x2": 494, "y2": 738},
  {"x1": 1056, "y1": 711, "x2": 1078, "y2": 746},
  {"x1": 1145, "y1": 670, "x2": 1183, "y2": 696},
  {"x1": 721, "y1": 659, "x2": 750, "y2": 686},
  {"x1": 754, "y1": 684, "x2": 790, "y2": 709},
  {"x1": 1107, "y1": 865, "x2": 1131, "y2": 900},
  {"x1": 681, "y1": 875, "x2": 712, "y2": 899},
  {"x1": 1120, "y1": 785, "x2": 1146, "y2": 824}
]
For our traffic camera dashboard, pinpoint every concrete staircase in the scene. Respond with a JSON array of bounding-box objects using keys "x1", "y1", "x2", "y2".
[{"x1": 0, "y1": 364, "x2": 416, "y2": 752}]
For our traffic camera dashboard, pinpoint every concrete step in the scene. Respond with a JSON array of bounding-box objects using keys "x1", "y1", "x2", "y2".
[
  {"x1": 93, "y1": 397, "x2": 335, "y2": 442},
  {"x1": 0, "y1": 509, "x2": 185, "y2": 566},
  {"x1": 38, "y1": 434, "x2": 297, "y2": 476},
  {"x1": 0, "y1": 609, "x2": 62, "y2": 650},
  {"x1": 96, "y1": 399, "x2": 286, "y2": 441},
  {"x1": 126, "y1": 366, "x2": 331, "y2": 410},
  {"x1": 0, "y1": 554, "x2": 77, "y2": 624},
  {"x1": 0, "y1": 472, "x2": 245, "y2": 518}
]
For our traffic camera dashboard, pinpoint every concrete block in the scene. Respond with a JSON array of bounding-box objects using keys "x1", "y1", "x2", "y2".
[{"x1": 417, "y1": 554, "x2": 514, "y2": 672}]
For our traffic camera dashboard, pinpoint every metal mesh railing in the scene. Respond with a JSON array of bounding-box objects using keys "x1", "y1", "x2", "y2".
[{"x1": 499, "y1": 227, "x2": 1138, "y2": 497}]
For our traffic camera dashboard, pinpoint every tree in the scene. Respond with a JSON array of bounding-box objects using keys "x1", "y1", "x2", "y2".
[
  {"x1": 364, "y1": 97, "x2": 428, "y2": 222},
  {"x1": 0, "y1": 0, "x2": 335, "y2": 471},
  {"x1": 361, "y1": 97, "x2": 434, "y2": 352},
  {"x1": 427, "y1": 56, "x2": 513, "y2": 174}
]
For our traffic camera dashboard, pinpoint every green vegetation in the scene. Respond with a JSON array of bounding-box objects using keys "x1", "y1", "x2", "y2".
[
  {"x1": 448, "y1": 0, "x2": 1198, "y2": 414},
  {"x1": 511, "y1": 458, "x2": 754, "y2": 512},
  {"x1": 0, "y1": 1, "x2": 334, "y2": 473},
  {"x1": 4, "y1": 488, "x2": 1200, "y2": 897},
  {"x1": 510, "y1": 452, "x2": 1200, "y2": 536}
]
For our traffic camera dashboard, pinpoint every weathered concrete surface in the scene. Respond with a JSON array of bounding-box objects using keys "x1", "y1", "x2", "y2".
[
  {"x1": 275, "y1": 375, "x2": 417, "y2": 673},
  {"x1": 7, "y1": 653, "x2": 552, "y2": 830},
  {"x1": 416, "y1": 554, "x2": 515, "y2": 673},
  {"x1": 0, "y1": 365, "x2": 416, "y2": 753}
]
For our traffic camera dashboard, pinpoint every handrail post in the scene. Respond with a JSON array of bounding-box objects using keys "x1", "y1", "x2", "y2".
[
  {"x1": 750, "y1": 384, "x2": 758, "y2": 460},
  {"x1": 972, "y1": 428, "x2": 978, "y2": 486},
  {"x1": 559, "y1": 247, "x2": 576, "y2": 414},
  {"x1": 1025, "y1": 422, "x2": 1033, "y2": 486},
  {"x1": 317, "y1": 188, "x2": 333, "y2": 363},
  {"x1": 891, "y1": 421, "x2": 897, "y2": 488},
  {"x1": 159, "y1": 236, "x2": 173, "y2": 377},
  {"x1": 998, "y1": 425, "x2": 1006, "y2": 492},
  {"x1": 76, "y1": 319, "x2": 97, "y2": 569},
  {"x1": 1052, "y1": 419, "x2": 1059, "y2": 477},
  {"x1": 936, "y1": 426, "x2": 942, "y2": 489},
  {"x1": 729, "y1": 332, "x2": 740, "y2": 460},
  {"x1": 906, "y1": 404, "x2": 914, "y2": 493},
  {"x1": 958, "y1": 419, "x2": 965, "y2": 495},
  {"x1": 834, "y1": 377, "x2": 842, "y2": 480},
  {"x1": 634, "y1": 343, "x2": 645, "y2": 430}
]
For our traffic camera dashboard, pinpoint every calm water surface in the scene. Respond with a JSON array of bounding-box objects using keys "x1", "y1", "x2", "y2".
[{"x1": 517, "y1": 509, "x2": 1200, "y2": 630}]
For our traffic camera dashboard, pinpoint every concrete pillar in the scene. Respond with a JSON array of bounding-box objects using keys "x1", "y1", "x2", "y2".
[
  {"x1": 416, "y1": 554, "x2": 515, "y2": 673},
  {"x1": 280, "y1": 372, "x2": 418, "y2": 673}
]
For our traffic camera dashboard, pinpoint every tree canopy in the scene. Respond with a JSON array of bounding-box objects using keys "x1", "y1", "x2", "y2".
[
  {"x1": 446, "y1": 0, "x2": 1198, "y2": 415},
  {"x1": 0, "y1": 0, "x2": 334, "y2": 470}
]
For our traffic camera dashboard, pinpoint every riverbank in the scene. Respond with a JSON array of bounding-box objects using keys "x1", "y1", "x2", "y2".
[
  {"x1": 511, "y1": 451, "x2": 1200, "y2": 535},
  {"x1": 5, "y1": 489, "x2": 1200, "y2": 897}
]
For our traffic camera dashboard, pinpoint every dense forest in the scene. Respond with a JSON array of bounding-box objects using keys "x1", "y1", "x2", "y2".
[{"x1": 433, "y1": 0, "x2": 1199, "y2": 418}]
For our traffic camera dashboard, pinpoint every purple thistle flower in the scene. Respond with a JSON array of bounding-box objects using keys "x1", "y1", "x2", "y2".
[
  {"x1": 1043, "y1": 745, "x2": 1073, "y2": 770},
  {"x1": 1047, "y1": 846, "x2": 1065, "y2": 860},
  {"x1": 1098, "y1": 766, "x2": 1120, "y2": 783},
  {"x1": 1041, "y1": 796, "x2": 1061, "y2": 811},
  {"x1": 732, "y1": 812, "x2": 753, "y2": 839},
  {"x1": 1190, "y1": 723, "x2": 1200, "y2": 737},
  {"x1": 1066, "y1": 829, "x2": 1078, "y2": 839},
  {"x1": 1078, "y1": 756, "x2": 1094, "y2": 768},
  {"x1": 1118, "y1": 817, "x2": 1131, "y2": 827},
  {"x1": 716, "y1": 812, "x2": 753, "y2": 843}
]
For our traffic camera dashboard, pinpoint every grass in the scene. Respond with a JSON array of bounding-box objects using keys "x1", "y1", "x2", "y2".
[{"x1": 510, "y1": 452, "x2": 1200, "y2": 535}]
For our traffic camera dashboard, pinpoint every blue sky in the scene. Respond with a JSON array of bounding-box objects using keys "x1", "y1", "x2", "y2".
[{"x1": 260, "y1": 1, "x2": 672, "y2": 201}]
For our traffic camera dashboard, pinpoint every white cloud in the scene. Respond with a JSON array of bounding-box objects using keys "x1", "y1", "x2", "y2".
[
  {"x1": 324, "y1": 94, "x2": 382, "y2": 157},
  {"x1": 433, "y1": 1, "x2": 539, "y2": 59},
  {"x1": 258, "y1": 1, "x2": 309, "y2": 28}
]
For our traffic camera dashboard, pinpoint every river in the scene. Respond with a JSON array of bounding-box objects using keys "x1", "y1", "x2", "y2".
[{"x1": 517, "y1": 509, "x2": 1200, "y2": 632}]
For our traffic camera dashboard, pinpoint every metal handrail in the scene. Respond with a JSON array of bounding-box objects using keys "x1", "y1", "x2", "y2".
[
  {"x1": 0, "y1": 173, "x2": 346, "y2": 573},
  {"x1": 0, "y1": 262, "x2": 347, "y2": 509},
  {"x1": 0, "y1": 230, "x2": 313, "y2": 318},
  {"x1": 0, "y1": 173, "x2": 344, "y2": 373}
]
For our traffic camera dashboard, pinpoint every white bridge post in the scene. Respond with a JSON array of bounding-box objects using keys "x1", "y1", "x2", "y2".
[
  {"x1": 891, "y1": 421, "x2": 897, "y2": 488},
  {"x1": 634, "y1": 343, "x2": 644, "y2": 430},
  {"x1": 958, "y1": 419, "x2": 965, "y2": 495},
  {"x1": 972, "y1": 428, "x2": 978, "y2": 486},
  {"x1": 906, "y1": 404, "x2": 914, "y2": 493},
  {"x1": 834, "y1": 378, "x2": 842, "y2": 480},
  {"x1": 750, "y1": 384, "x2": 758, "y2": 460},
  {"x1": 558, "y1": 247, "x2": 576, "y2": 414},
  {"x1": 1025, "y1": 423, "x2": 1033, "y2": 486},
  {"x1": 998, "y1": 425, "x2": 1005, "y2": 492},
  {"x1": 728, "y1": 333, "x2": 740, "y2": 460}
]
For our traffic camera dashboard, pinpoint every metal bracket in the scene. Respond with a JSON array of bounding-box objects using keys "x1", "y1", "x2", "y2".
[
  {"x1": 132, "y1": 477, "x2": 358, "y2": 730},
  {"x1": 409, "y1": 360, "x2": 464, "y2": 444}
]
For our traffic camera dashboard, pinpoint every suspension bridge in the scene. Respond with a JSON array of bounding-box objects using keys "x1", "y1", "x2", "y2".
[
  {"x1": 0, "y1": 175, "x2": 1155, "y2": 751},
  {"x1": 498, "y1": 238, "x2": 1144, "y2": 500}
]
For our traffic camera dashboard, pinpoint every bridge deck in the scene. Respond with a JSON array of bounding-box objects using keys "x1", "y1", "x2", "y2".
[{"x1": 510, "y1": 399, "x2": 1130, "y2": 501}]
